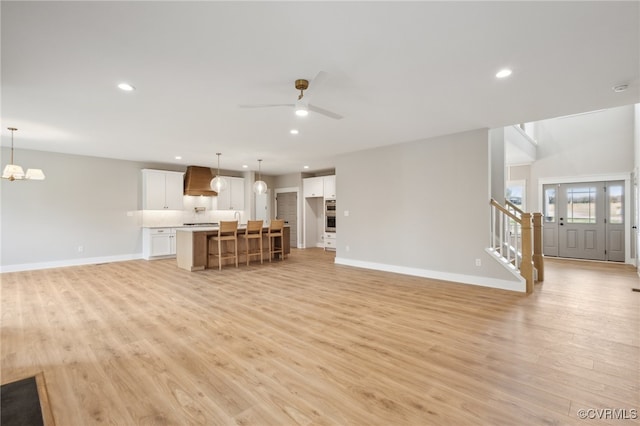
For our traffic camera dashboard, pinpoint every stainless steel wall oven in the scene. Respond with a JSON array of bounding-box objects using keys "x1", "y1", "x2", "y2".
[{"x1": 325, "y1": 200, "x2": 336, "y2": 232}]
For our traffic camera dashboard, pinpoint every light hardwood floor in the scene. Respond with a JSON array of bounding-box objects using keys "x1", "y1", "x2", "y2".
[{"x1": 2, "y1": 250, "x2": 639, "y2": 425}]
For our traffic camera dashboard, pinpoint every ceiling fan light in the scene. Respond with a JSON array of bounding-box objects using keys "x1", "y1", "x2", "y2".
[
  {"x1": 2, "y1": 164, "x2": 25, "y2": 180},
  {"x1": 295, "y1": 100, "x2": 309, "y2": 117}
]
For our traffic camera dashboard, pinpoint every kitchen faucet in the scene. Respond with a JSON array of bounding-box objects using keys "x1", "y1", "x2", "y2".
[{"x1": 234, "y1": 211, "x2": 241, "y2": 222}]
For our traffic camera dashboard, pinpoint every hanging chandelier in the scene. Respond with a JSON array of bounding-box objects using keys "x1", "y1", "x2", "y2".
[
  {"x1": 253, "y1": 159, "x2": 267, "y2": 194},
  {"x1": 2, "y1": 127, "x2": 45, "y2": 181},
  {"x1": 210, "y1": 152, "x2": 228, "y2": 192}
]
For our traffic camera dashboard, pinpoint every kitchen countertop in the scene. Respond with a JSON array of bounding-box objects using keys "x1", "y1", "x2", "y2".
[
  {"x1": 176, "y1": 226, "x2": 220, "y2": 232},
  {"x1": 176, "y1": 224, "x2": 287, "y2": 233},
  {"x1": 142, "y1": 224, "x2": 240, "y2": 229}
]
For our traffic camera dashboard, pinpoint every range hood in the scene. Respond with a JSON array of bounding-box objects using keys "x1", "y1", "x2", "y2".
[{"x1": 184, "y1": 166, "x2": 218, "y2": 196}]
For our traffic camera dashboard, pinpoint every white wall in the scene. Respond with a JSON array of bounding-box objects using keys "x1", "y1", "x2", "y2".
[
  {"x1": 636, "y1": 104, "x2": 640, "y2": 169},
  {"x1": 489, "y1": 128, "x2": 506, "y2": 201},
  {"x1": 635, "y1": 104, "x2": 640, "y2": 269},
  {"x1": 0, "y1": 148, "x2": 158, "y2": 271},
  {"x1": 334, "y1": 129, "x2": 522, "y2": 291}
]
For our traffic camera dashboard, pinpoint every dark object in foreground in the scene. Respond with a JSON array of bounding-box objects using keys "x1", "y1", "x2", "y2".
[{"x1": 1, "y1": 376, "x2": 44, "y2": 426}]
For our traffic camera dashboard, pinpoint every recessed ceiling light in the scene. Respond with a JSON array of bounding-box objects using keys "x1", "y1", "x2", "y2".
[
  {"x1": 290, "y1": 129, "x2": 299, "y2": 135},
  {"x1": 242, "y1": 164, "x2": 248, "y2": 169},
  {"x1": 118, "y1": 83, "x2": 135, "y2": 91},
  {"x1": 175, "y1": 156, "x2": 182, "y2": 160},
  {"x1": 303, "y1": 165, "x2": 309, "y2": 169},
  {"x1": 496, "y1": 69, "x2": 512, "y2": 79},
  {"x1": 612, "y1": 84, "x2": 628, "y2": 93}
]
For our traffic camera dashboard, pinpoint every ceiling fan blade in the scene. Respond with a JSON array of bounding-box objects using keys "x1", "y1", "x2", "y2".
[
  {"x1": 304, "y1": 71, "x2": 328, "y2": 101},
  {"x1": 311, "y1": 70, "x2": 328, "y2": 89},
  {"x1": 238, "y1": 104, "x2": 294, "y2": 108},
  {"x1": 308, "y1": 104, "x2": 343, "y2": 120}
]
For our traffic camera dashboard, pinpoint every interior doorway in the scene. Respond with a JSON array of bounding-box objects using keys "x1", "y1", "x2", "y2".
[
  {"x1": 542, "y1": 181, "x2": 625, "y2": 261},
  {"x1": 276, "y1": 191, "x2": 298, "y2": 248}
]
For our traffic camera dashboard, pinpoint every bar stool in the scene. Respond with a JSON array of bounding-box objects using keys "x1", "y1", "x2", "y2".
[
  {"x1": 241, "y1": 220, "x2": 264, "y2": 265},
  {"x1": 267, "y1": 219, "x2": 285, "y2": 262},
  {"x1": 209, "y1": 220, "x2": 238, "y2": 270}
]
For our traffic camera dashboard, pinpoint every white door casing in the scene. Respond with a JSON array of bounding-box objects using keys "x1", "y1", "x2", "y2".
[{"x1": 541, "y1": 177, "x2": 628, "y2": 262}]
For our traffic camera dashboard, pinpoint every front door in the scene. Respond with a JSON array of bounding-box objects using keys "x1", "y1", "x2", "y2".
[
  {"x1": 558, "y1": 182, "x2": 605, "y2": 260},
  {"x1": 543, "y1": 181, "x2": 624, "y2": 261}
]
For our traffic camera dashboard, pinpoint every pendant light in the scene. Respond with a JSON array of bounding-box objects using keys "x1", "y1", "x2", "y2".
[
  {"x1": 2, "y1": 127, "x2": 45, "y2": 181},
  {"x1": 253, "y1": 159, "x2": 267, "y2": 194},
  {"x1": 210, "y1": 152, "x2": 228, "y2": 192}
]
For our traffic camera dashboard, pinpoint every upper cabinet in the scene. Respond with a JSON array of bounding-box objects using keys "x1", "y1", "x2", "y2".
[
  {"x1": 304, "y1": 175, "x2": 336, "y2": 199},
  {"x1": 142, "y1": 169, "x2": 185, "y2": 210},
  {"x1": 323, "y1": 175, "x2": 336, "y2": 199},
  {"x1": 303, "y1": 176, "x2": 324, "y2": 198},
  {"x1": 216, "y1": 177, "x2": 245, "y2": 210}
]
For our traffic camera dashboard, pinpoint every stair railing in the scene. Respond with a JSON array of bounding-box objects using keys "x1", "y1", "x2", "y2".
[
  {"x1": 505, "y1": 199, "x2": 524, "y2": 218},
  {"x1": 490, "y1": 199, "x2": 535, "y2": 293}
]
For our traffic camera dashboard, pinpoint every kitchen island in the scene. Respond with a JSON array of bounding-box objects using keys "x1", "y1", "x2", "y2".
[{"x1": 176, "y1": 225, "x2": 290, "y2": 271}]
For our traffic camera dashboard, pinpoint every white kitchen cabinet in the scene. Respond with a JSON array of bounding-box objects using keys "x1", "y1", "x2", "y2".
[
  {"x1": 142, "y1": 227, "x2": 176, "y2": 259},
  {"x1": 216, "y1": 177, "x2": 245, "y2": 210},
  {"x1": 142, "y1": 169, "x2": 184, "y2": 210},
  {"x1": 324, "y1": 232, "x2": 336, "y2": 251},
  {"x1": 323, "y1": 175, "x2": 336, "y2": 199},
  {"x1": 303, "y1": 176, "x2": 324, "y2": 198}
]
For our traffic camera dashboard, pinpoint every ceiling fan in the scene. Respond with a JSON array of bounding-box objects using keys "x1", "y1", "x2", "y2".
[{"x1": 239, "y1": 71, "x2": 343, "y2": 120}]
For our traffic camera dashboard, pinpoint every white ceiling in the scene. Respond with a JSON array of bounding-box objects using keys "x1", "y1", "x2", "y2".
[{"x1": 2, "y1": 1, "x2": 638, "y2": 175}]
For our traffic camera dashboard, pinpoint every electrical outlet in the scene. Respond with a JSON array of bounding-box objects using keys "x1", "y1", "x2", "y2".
[
  {"x1": 475, "y1": 258, "x2": 481, "y2": 266},
  {"x1": 346, "y1": 245, "x2": 350, "y2": 252},
  {"x1": 344, "y1": 210, "x2": 349, "y2": 216},
  {"x1": 78, "y1": 245, "x2": 84, "y2": 253}
]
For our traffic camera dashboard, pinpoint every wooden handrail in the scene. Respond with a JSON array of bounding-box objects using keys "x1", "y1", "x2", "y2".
[
  {"x1": 505, "y1": 199, "x2": 524, "y2": 215},
  {"x1": 490, "y1": 199, "x2": 521, "y2": 223},
  {"x1": 532, "y1": 212, "x2": 544, "y2": 282},
  {"x1": 520, "y1": 212, "x2": 534, "y2": 294}
]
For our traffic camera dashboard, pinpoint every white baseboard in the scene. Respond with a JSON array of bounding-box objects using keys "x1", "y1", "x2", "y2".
[
  {"x1": 334, "y1": 257, "x2": 526, "y2": 293},
  {"x1": 0, "y1": 253, "x2": 144, "y2": 273}
]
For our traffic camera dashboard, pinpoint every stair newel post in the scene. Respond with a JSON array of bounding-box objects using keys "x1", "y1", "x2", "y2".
[
  {"x1": 520, "y1": 212, "x2": 534, "y2": 294},
  {"x1": 532, "y1": 212, "x2": 544, "y2": 282}
]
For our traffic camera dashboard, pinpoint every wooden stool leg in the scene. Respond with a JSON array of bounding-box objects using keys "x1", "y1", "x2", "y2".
[
  {"x1": 218, "y1": 238, "x2": 222, "y2": 270},
  {"x1": 246, "y1": 238, "x2": 250, "y2": 266},
  {"x1": 234, "y1": 238, "x2": 238, "y2": 268}
]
